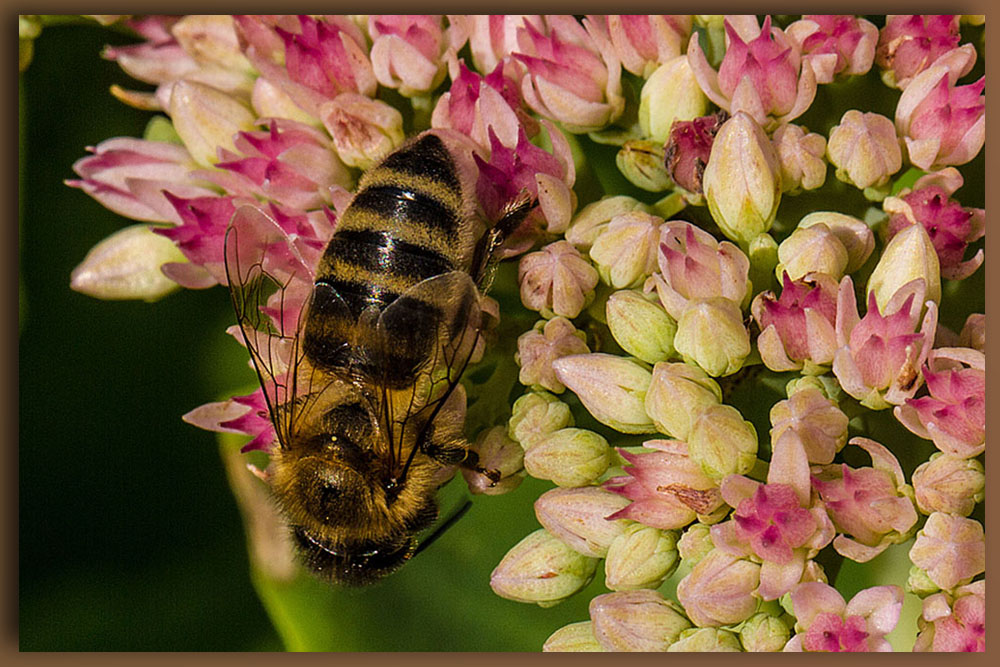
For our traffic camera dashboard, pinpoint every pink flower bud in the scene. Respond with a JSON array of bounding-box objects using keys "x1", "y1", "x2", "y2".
[
  {"x1": 648, "y1": 221, "x2": 750, "y2": 321},
  {"x1": 894, "y1": 347, "x2": 985, "y2": 458},
  {"x1": 833, "y1": 276, "x2": 938, "y2": 409},
  {"x1": 604, "y1": 439, "x2": 724, "y2": 530},
  {"x1": 771, "y1": 123, "x2": 827, "y2": 194},
  {"x1": 369, "y1": 15, "x2": 449, "y2": 97},
  {"x1": 911, "y1": 452, "x2": 985, "y2": 517},
  {"x1": 490, "y1": 528, "x2": 599, "y2": 607},
  {"x1": 875, "y1": 15, "x2": 964, "y2": 89},
  {"x1": 676, "y1": 549, "x2": 760, "y2": 626},
  {"x1": 785, "y1": 15, "x2": 878, "y2": 84},
  {"x1": 67, "y1": 137, "x2": 214, "y2": 224},
  {"x1": 514, "y1": 17, "x2": 625, "y2": 133},
  {"x1": 811, "y1": 437, "x2": 918, "y2": 562},
  {"x1": 320, "y1": 93, "x2": 405, "y2": 170},
  {"x1": 461, "y1": 426, "x2": 525, "y2": 496},
  {"x1": 908, "y1": 512, "x2": 985, "y2": 591},
  {"x1": 590, "y1": 15, "x2": 691, "y2": 78},
  {"x1": 752, "y1": 272, "x2": 839, "y2": 374},
  {"x1": 534, "y1": 486, "x2": 631, "y2": 558},
  {"x1": 785, "y1": 582, "x2": 903, "y2": 652},
  {"x1": 702, "y1": 112, "x2": 782, "y2": 246},
  {"x1": 770, "y1": 385, "x2": 848, "y2": 465},
  {"x1": 70, "y1": 224, "x2": 186, "y2": 301},
  {"x1": 664, "y1": 111, "x2": 727, "y2": 195},
  {"x1": 464, "y1": 15, "x2": 545, "y2": 75},
  {"x1": 516, "y1": 317, "x2": 590, "y2": 393},
  {"x1": 589, "y1": 212, "x2": 663, "y2": 289},
  {"x1": 507, "y1": 390, "x2": 574, "y2": 449},
  {"x1": 673, "y1": 298, "x2": 751, "y2": 378},
  {"x1": 590, "y1": 589, "x2": 691, "y2": 650},
  {"x1": 883, "y1": 169, "x2": 985, "y2": 280},
  {"x1": 184, "y1": 387, "x2": 277, "y2": 453},
  {"x1": 895, "y1": 67, "x2": 985, "y2": 170},
  {"x1": 518, "y1": 241, "x2": 599, "y2": 318},
  {"x1": 826, "y1": 110, "x2": 902, "y2": 194},
  {"x1": 687, "y1": 16, "x2": 817, "y2": 129}
]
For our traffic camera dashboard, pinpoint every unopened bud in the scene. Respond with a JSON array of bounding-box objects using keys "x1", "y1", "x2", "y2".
[
  {"x1": 70, "y1": 225, "x2": 186, "y2": 301},
  {"x1": 775, "y1": 224, "x2": 849, "y2": 282},
  {"x1": 169, "y1": 80, "x2": 256, "y2": 167},
  {"x1": 604, "y1": 523, "x2": 680, "y2": 591},
  {"x1": 462, "y1": 426, "x2": 525, "y2": 496},
  {"x1": 677, "y1": 522, "x2": 714, "y2": 566},
  {"x1": 605, "y1": 290, "x2": 677, "y2": 364},
  {"x1": 687, "y1": 404, "x2": 758, "y2": 480},
  {"x1": 320, "y1": 93, "x2": 405, "y2": 170},
  {"x1": 644, "y1": 362, "x2": 722, "y2": 440},
  {"x1": 797, "y1": 211, "x2": 875, "y2": 274},
  {"x1": 739, "y1": 612, "x2": 791, "y2": 652},
  {"x1": 590, "y1": 589, "x2": 692, "y2": 651},
  {"x1": 676, "y1": 549, "x2": 761, "y2": 627},
  {"x1": 826, "y1": 109, "x2": 902, "y2": 197},
  {"x1": 702, "y1": 111, "x2": 781, "y2": 247},
  {"x1": 866, "y1": 222, "x2": 941, "y2": 313},
  {"x1": 552, "y1": 354, "x2": 656, "y2": 434},
  {"x1": 616, "y1": 140, "x2": 672, "y2": 192},
  {"x1": 673, "y1": 297, "x2": 751, "y2": 377},
  {"x1": 508, "y1": 391, "x2": 574, "y2": 449},
  {"x1": 668, "y1": 627, "x2": 742, "y2": 652},
  {"x1": 534, "y1": 486, "x2": 631, "y2": 558},
  {"x1": 912, "y1": 452, "x2": 985, "y2": 517},
  {"x1": 639, "y1": 56, "x2": 708, "y2": 143},
  {"x1": 490, "y1": 529, "x2": 599, "y2": 607},
  {"x1": 543, "y1": 621, "x2": 605, "y2": 652},
  {"x1": 589, "y1": 212, "x2": 663, "y2": 288},
  {"x1": 566, "y1": 196, "x2": 653, "y2": 250},
  {"x1": 525, "y1": 428, "x2": 612, "y2": 487}
]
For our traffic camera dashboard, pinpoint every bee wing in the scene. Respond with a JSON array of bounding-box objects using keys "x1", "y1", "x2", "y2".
[
  {"x1": 224, "y1": 204, "x2": 318, "y2": 450},
  {"x1": 372, "y1": 271, "x2": 482, "y2": 470}
]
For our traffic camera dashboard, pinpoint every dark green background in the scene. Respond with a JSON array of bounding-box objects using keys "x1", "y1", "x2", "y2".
[{"x1": 18, "y1": 23, "x2": 599, "y2": 651}]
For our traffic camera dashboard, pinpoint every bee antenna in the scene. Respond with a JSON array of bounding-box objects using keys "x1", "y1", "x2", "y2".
[{"x1": 412, "y1": 498, "x2": 471, "y2": 557}]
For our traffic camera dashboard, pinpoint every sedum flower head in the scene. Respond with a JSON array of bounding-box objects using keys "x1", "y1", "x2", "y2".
[
  {"x1": 590, "y1": 15, "x2": 691, "y2": 78},
  {"x1": 490, "y1": 528, "x2": 599, "y2": 607},
  {"x1": 875, "y1": 15, "x2": 965, "y2": 89},
  {"x1": 368, "y1": 15, "x2": 451, "y2": 97},
  {"x1": 785, "y1": 582, "x2": 903, "y2": 651}
]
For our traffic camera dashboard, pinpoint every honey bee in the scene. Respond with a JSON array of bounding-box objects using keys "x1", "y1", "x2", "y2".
[{"x1": 225, "y1": 130, "x2": 533, "y2": 586}]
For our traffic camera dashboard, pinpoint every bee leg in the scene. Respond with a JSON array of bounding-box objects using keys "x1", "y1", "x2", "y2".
[
  {"x1": 472, "y1": 194, "x2": 536, "y2": 292},
  {"x1": 459, "y1": 450, "x2": 501, "y2": 487},
  {"x1": 420, "y1": 439, "x2": 468, "y2": 466}
]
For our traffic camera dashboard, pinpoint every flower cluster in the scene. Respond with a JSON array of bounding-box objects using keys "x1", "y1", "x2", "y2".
[{"x1": 63, "y1": 14, "x2": 984, "y2": 652}]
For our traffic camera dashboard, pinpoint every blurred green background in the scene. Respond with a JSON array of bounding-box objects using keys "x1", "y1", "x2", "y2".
[{"x1": 18, "y1": 22, "x2": 601, "y2": 651}]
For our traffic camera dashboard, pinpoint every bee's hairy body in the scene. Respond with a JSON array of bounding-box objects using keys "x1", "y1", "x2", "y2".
[{"x1": 252, "y1": 132, "x2": 523, "y2": 586}]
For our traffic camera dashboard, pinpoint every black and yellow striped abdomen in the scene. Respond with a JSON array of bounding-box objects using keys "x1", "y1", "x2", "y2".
[{"x1": 302, "y1": 132, "x2": 483, "y2": 386}]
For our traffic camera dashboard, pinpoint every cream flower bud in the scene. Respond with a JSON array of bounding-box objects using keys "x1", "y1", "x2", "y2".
[
  {"x1": 687, "y1": 404, "x2": 758, "y2": 480},
  {"x1": 826, "y1": 109, "x2": 902, "y2": 196},
  {"x1": 644, "y1": 362, "x2": 722, "y2": 440},
  {"x1": 615, "y1": 140, "x2": 672, "y2": 192},
  {"x1": 604, "y1": 523, "x2": 680, "y2": 591},
  {"x1": 769, "y1": 386, "x2": 848, "y2": 465},
  {"x1": 775, "y1": 224, "x2": 849, "y2": 282},
  {"x1": 552, "y1": 354, "x2": 656, "y2": 434},
  {"x1": 543, "y1": 621, "x2": 605, "y2": 652},
  {"x1": 908, "y1": 513, "x2": 985, "y2": 592},
  {"x1": 534, "y1": 486, "x2": 631, "y2": 558},
  {"x1": 461, "y1": 426, "x2": 525, "y2": 496},
  {"x1": 677, "y1": 522, "x2": 714, "y2": 565},
  {"x1": 169, "y1": 80, "x2": 256, "y2": 167},
  {"x1": 866, "y1": 222, "x2": 941, "y2": 312},
  {"x1": 639, "y1": 55, "x2": 708, "y2": 143},
  {"x1": 673, "y1": 297, "x2": 751, "y2": 377},
  {"x1": 911, "y1": 452, "x2": 985, "y2": 516},
  {"x1": 605, "y1": 290, "x2": 677, "y2": 364},
  {"x1": 516, "y1": 317, "x2": 590, "y2": 394},
  {"x1": 676, "y1": 549, "x2": 761, "y2": 627},
  {"x1": 702, "y1": 111, "x2": 781, "y2": 247},
  {"x1": 320, "y1": 93, "x2": 405, "y2": 170},
  {"x1": 959, "y1": 313, "x2": 985, "y2": 352},
  {"x1": 668, "y1": 628, "x2": 742, "y2": 652},
  {"x1": 525, "y1": 428, "x2": 612, "y2": 487},
  {"x1": 590, "y1": 589, "x2": 692, "y2": 651},
  {"x1": 70, "y1": 225, "x2": 186, "y2": 301},
  {"x1": 797, "y1": 211, "x2": 876, "y2": 274},
  {"x1": 251, "y1": 77, "x2": 318, "y2": 127},
  {"x1": 519, "y1": 240, "x2": 600, "y2": 318},
  {"x1": 172, "y1": 15, "x2": 252, "y2": 72},
  {"x1": 566, "y1": 195, "x2": 653, "y2": 250},
  {"x1": 739, "y1": 612, "x2": 791, "y2": 652},
  {"x1": 508, "y1": 391, "x2": 574, "y2": 449},
  {"x1": 772, "y1": 123, "x2": 827, "y2": 194},
  {"x1": 589, "y1": 212, "x2": 663, "y2": 289},
  {"x1": 490, "y1": 528, "x2": 599, "y2": 607}
]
